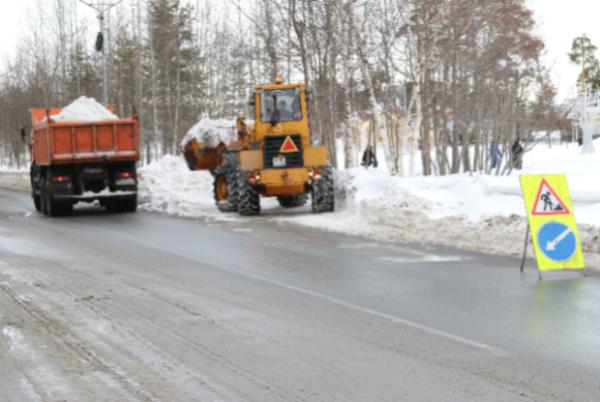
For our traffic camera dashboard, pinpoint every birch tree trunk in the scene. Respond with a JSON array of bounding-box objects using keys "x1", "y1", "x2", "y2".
[{"x1": 347, "y1": 1, "x2": 396, "y2": 174}]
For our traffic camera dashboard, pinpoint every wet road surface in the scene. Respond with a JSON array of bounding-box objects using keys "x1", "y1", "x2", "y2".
[{"x1": 0, "y1": 188, "x2": 599, "y2": 401}]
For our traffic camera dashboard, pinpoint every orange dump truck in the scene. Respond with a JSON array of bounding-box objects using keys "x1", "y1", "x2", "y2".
[{"x1": 29, "y1": 108, "x2": 140, "y2": 216}]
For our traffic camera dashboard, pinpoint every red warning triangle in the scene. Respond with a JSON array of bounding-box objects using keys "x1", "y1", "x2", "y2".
[
  {"x1": 279, "y1": 136, "x2": 299, "y2": 153},
  {"x1": 532, "y1": 179, "x2": 570, "y2": 216}
]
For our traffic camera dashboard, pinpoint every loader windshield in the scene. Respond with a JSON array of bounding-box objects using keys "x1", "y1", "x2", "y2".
[{"x1": 260, "y1": 89, "x2": 302, "y2": 124}]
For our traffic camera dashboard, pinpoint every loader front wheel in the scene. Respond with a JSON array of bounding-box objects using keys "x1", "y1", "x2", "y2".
[
  {"x1": 237, "y1": 171, "x2": 260, "y2": 216},
  {"x1": 311, "y1": 166, "x2": 335, "y2": 213},
  {"x1": 277, "y1": 194, "x2": 308, "y2": 208},
  {"x1": 213, "y1": 165, "x2": 238, "y2": 212}
]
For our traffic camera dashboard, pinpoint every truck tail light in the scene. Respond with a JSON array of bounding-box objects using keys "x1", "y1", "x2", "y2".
[
  {"x1": 119, "y1": 171, "x2": 133, "y2": 179},
  {"x1": 52, "y1": 175, "x2": 68, "y2": 183}
]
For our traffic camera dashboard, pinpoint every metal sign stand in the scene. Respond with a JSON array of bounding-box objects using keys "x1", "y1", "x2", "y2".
[{"x1": 520, "y1": 224, "x2": 543, "y2": 280}]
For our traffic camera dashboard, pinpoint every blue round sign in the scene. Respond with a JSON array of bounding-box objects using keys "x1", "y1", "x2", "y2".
[{"x1": 537, "y1": 222, "x2": 577, "y2": 262}]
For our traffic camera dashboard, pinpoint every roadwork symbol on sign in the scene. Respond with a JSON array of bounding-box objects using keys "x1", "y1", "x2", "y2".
[
  {"x1": 519, "y1": 174, "x2": 585, "y2": 276},
  {"x1": 532, "y1": 179, "x2": 570, "y2": 216}
]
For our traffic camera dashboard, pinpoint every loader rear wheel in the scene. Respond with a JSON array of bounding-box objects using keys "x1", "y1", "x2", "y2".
[
  {"x1": 237, "y1": 170, "x2": 260, "y2": 216},
  {"x1": 311, "y1": 166, "x2": 334, "y2": 213},
  {"x1": 277, "y1": 194, "x2": 308, "y2": 208},
  {"x1": 213, "y1": 165, "x2": 238, "y2": 212}
]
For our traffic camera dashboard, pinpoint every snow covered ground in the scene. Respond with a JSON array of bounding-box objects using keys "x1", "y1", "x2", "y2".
[
  {"x1": 0, "y1": 168, "x2": 29, "y2": 191},
  {"x1": 138, "y1": 140, "x2": 600, "y2": 268},
  {"x1": 2, "y1": 140, "x2": 599, "y2": 268}
]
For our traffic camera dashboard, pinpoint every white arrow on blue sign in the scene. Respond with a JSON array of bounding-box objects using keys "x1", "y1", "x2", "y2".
[{"x1": 536, "y1": 221, "x2": 577, "y2": 262}]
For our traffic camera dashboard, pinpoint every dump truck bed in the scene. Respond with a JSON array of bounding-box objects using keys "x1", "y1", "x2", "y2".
[{"x1": 30, "y1": 108, "x2": 140, "y2": 166}]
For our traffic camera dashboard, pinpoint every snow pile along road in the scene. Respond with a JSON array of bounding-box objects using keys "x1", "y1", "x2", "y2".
[
  {"x1": 51, "y1": 96, "x2": 118, "y2": 121},
  {"x1": 2, "y1": 139, "x2": 599, "y2": 268},
  {"x1": 0, "y1": 169, "x2": 29, "y2": 192},
  {"x1": 180, "y1": 118, "x2": 237, "y2": 148},
  {"x1": 139, "y1": 155, "x2": 237, "y2": 220},
  {"x1": 138, "y1": 139, "x2": 600, "y2": 268}
]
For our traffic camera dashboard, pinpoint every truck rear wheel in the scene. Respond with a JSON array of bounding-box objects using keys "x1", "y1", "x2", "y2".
[
  {"x1": 106, "y1": 195, "x2": 137, "y2": 213},
  {"x1": 117, "y1": 195, "x2": 137, "y2": 213},
  {"x1": 31, "y1": 163, "x2": 42, "y2": 212},
  {"x1": 41, "y1": 179, "x2": 49, "y2": 215},
  {"x1": 213, "y1": 165, "x2": 238, "y2": 212},
  {"x1": 237, "y1": 170, "x2": 260, "y2": 216},
  {"x1": 33, "y1": 194, "x2": 42, "y2": 212},
  {"x1": 311, "y1": 166, "x2": 335, "y2": 213},
  {"x1": 43, "y1": 178, "x2": 72, "y2": 217},
  {"x1": 277, "y1": 194, "x2": 308, "y2": 208}
]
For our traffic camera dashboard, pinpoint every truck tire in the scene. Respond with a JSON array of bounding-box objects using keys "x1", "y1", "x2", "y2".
[
  {"x1": 237, "y1": 170, "x2": 260, "y2": 216},
  {"x1": 41, "y1": 178, "x2": 49, "y2": 215},
  {"x1": 311, "y1": 166, "x2": 335, "y2": 213},
  {"x1": 33, "y1": 194, "x2": 42, "y2": 212},
  {"x1": 277, "y1": 194, "x2": 308, "y2": 208},
  {"x1": 106, "y1": 195, "x2": 137, "y2": 213},
  {"x1": 30, "y1": 164, "x2": 42, "y2": 211},
  {"x1": 118, "y1": 195, "x2": 138, "y2": 213},
  {"x1": 43, "y1": 179, "x2": 60, "y2": 217},
  {"x1": 213, "y1": 164, "x2": 238, "y2": 212}
]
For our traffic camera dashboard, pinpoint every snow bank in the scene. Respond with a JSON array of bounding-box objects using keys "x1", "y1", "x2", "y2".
[
  {"x1": 180, "y1": 118, "x2": 236, "y2": 148},
  {"x1": 51, "y1": 96, "x2": 118, "y2": 121},
  {"x1": 139, "y1": 155, "x2": 236, "y2": 220},
  {"x1": 137, "y1": 141, "x2": 600, "y2": 269},
  {"x1": 3, "y1": 138, "x2": 599, "y2": 268},
  {"x1": 0, "y1": 171, "x2": 30, "y2": 192}
]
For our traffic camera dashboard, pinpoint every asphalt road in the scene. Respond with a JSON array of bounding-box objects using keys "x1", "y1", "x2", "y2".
[{"x1": 1, "y1": 188, "x2": 599, "y2": 402}]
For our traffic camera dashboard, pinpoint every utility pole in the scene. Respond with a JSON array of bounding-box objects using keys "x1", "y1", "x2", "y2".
[{"x1": 78, "y1": 0, "x2": 126, "y2": 105}]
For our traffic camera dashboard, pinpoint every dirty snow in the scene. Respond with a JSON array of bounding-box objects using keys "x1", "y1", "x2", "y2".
[
  {"x1": 51, "y1": 96, "x2": 118, "y2": 122},
  {"x1": 180, "y1": 118, "x2": 237, "y2": 148}
]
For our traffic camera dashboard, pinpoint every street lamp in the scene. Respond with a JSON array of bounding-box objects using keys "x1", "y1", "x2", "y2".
[{"x1": 77, "y1": 0, "x2": 126, "y2": 105}]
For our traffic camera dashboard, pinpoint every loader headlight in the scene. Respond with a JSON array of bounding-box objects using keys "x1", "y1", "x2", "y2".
[
  {"x1": 248, "y1": 170, "x2": 261, "y2": 185},
  {"x1": 308, "y1": 168, "x2": 321, "y2": 180}
]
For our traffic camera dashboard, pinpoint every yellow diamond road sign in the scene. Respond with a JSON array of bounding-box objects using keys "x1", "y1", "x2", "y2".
[{"x1": 520, "y1": 174, "x2": 585, "y2": 272}]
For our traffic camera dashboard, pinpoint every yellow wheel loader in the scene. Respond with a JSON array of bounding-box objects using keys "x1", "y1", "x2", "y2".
[{"x1": 183, "y1": 78, "x2": 334, "y2": 216}]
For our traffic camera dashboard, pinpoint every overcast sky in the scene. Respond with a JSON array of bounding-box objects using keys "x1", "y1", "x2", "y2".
[{"x1": 0, "y1": 0, "x2": 598, "y2": 101}]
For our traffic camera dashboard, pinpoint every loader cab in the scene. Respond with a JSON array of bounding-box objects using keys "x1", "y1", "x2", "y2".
[{"x1": 252, "y1": 80, "x2": 310, "y2": 144}]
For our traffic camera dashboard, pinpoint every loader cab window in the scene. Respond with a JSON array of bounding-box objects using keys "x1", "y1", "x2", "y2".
[{"x1": 260, "y1": 89, "x2": 302, "y2": 124}]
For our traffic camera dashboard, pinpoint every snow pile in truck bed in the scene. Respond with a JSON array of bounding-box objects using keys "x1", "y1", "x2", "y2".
[
  {"x1": 180, "y1": 118, "x2": 236, "y2": 149},
  {"x1": 51, "y1": 96, "x2": 118, "y2": 122}
]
